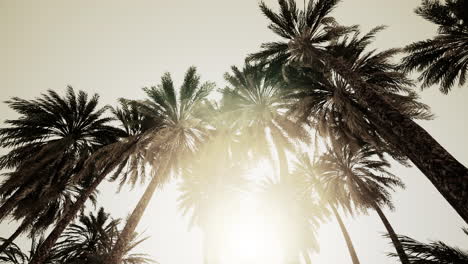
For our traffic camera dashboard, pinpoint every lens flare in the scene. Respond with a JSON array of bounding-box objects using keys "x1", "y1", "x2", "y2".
[{"x1": 219, "y1": 195, "x2": 285, "y2": 264}]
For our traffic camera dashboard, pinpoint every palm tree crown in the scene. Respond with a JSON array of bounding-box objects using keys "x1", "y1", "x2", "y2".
[
  {"x1": 222, "y1": 63, "x2": 309, "y2": 178},
  {"x1": 400, "y1": 0, "x2": 468, "y2": 93}
]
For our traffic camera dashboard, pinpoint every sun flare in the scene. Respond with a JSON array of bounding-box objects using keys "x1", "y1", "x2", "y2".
[{"x1": 219, "y1": 196, "x2": 285, "y2": 264}]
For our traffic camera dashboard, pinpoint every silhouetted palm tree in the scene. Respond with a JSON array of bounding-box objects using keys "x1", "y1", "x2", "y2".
[
  {"x1": 248, "y1": 0, "x2": 468, "y2": 223},
  {"x1": 0, "y1": 87, "x2": 120, "y2": 254},
  {"x1": 28, "y1": 99, "x2": 151, "y2": 264},
  {"x1": 1, "y1": 208, "x2": 154, "y2": 264},
  {"x1": 0, "y1": 182, "x2": 98, "y2": 255},
  {"x1": 319, "y1": 140, "x2": 409, "y2": 264},
  {"x1": 287, "y1": 27, "x2": 431, "y2": 160},
  {"x1": 400, "y1": 0, "x2": 468, "y2": 93},
  {"x1": 222, "y1": 63, "x2": 309, "y2": 180},
  {"x1": 390, "y1": 228, "x2": 468, "y2": 263},
  {"x1": 107, "y1": 67, "x2": 213, "y2": 264}
]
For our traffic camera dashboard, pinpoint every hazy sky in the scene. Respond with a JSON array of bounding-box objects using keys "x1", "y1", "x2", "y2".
[{"x1": 1, "y1": 0, "x2": 468, "y2": 263}]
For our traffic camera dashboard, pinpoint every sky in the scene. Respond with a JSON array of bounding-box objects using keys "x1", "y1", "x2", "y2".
[{"x1": 1, "y1": 0, "x2": 468, "y2": 263}]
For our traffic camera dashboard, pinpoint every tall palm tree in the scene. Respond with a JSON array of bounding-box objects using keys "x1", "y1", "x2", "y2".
[
  {"x1": 400, "y1": 0, "x2": 468, "y2": 93},
  {"x1": 257, "y1": 177, "x2": 322, "y2": 264},
  {"x1": 0, "y1": 86, "x2": 120, "y2": 220},
  {"x1": 222, "y1": 63, "x2": 309, "y2": 180},
  {"x1": 293, "y1": 153, "x2": 361, "y2": 264},
  {"x1": 318, "y1": 140, "x2": 410, "y2": 264},
  {"x1": 0, "y1": 87, "x2": 120, "y2": 254},
  {"x1": 285, "y1": 27, "x2": 432, "y2": 163},
  {"x1": 247, "y1": 0, "x2": 468, "y2": 223},
  {"x1": 106, "y1": 67, "x2": 214, "y2": 264},
  {"x1": 28, "y1": 99, "x2": 152, "y2": 264},
  {"x1": 53, "y1": 207, "x2": 154, "y2": 264},
  {"x1": 390, "y1": 229, "x2": 468, "y2": 264},
  {"x1": 0, "y1": 181, "x2": 98, "y2": 255}
]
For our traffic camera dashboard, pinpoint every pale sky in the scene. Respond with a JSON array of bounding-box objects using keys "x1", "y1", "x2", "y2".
[{"x1": 1, "y1": 0, "x2": 468, "y2": 263}]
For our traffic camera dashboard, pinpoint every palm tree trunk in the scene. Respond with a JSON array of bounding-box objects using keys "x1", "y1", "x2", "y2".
[
  {"x1": 106, "y1": 159, "x2": 170, "y2": 264},
  {"x1": 320, "y1": 54, "x2": 468, "y2": 223},
  {"x1": 0, "y1": 220, "x2": 28, "y2": 253},
  {"x1": 28, "y1": 139, "x2": 138, "y2": 264},
  {"x1": 372, "y1": 203, "x2": 410, "y2": 264},
  {"x1": 330, "y1": 204, "x2": 360, "y2": 264},
  {"x1": 349, "y1": 173, "x2": 410, "y2": 264}
]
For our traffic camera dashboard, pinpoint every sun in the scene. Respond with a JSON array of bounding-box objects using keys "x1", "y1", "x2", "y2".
[{"x1": 218, "y1": 195, "x2": 285, "y2": 264}]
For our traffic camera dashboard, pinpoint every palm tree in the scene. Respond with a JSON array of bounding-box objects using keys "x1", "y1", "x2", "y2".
[
  {"x1": 318, "y1": 140, "x2": 410, "y2": 264},
  {"x1": 1, "y1": 208, "x2": 154, "y2": 264},
  {"x1": 106, "y1": 66, "x2": 214, "y2": 264},
  {"x1": 222, "y1": 63, "x2": 309, "y2": 180},
  {"x1": 400, "y1": 0, "x2": 468, "y2": 93},
  {"x1": 285, "y1": 27, "x2": 432, "y2": 163},
  {"x1": 0, "y1": 87, "x2": 120, "y2": 219},
  {"x1": 390, "y1": 229, "x2": 468, "y2": 263},
  {"x1": 28, "y1": 98, "x2": 152, "y2": 264},
  {"x1": 108, "y1": 99, "x2": 157, "y2": 191},
  {"x1": 293, "y1": 153, "x2": 361, "y2": 264},
  {"x1": 257, "y1": 177, "x2": 322, "y2": 264},
  {"x1": 0, "y1": 181, "x2": 99, "y2": 255},
  {"x1": 53, "y1": 207, "x2": 154, "y2": 264},
  {"x1": 247, "y1": 0, "x2": 468, "y2": 223},
  {"x1": 0, "y1": 87, "x2": 121, "y2": 254}
]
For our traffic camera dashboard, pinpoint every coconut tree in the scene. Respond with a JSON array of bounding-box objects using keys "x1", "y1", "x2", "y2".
[
  {"x1": 106, "y1": 66, "x2": 214, "y2": 264},
  {"x1": 284, "y1": 27, "x2": 432, "y2": 163},
  {"x1": 292, "y1": 153, "x2": 361, "y2": 264},
  {"x1": 390, "y1": 229, "x2": 468, "y2": 263},
  {"x1": 28, "y1": 98, "x2": 154, "y2": 264},
  {"x1": 317, "y1": 139, "x2": 409, "y2": 264},
  {"x1": 0, "y1": 87, "x2": 121, "y2": 254},
  {"x1": 400, "y1": 0, "x2": 468, "y2": 93},
  {"x1": 257, "y1": 177, "x2": 323, "y2": 264},
  {"x1": 247, "y1": 0, "x2": 468, "y2": 223},
  {"x1": 222, "y1": 63, "x2": 309, "y2": 180},
  {"x1": 0, "y1": 87, "x2": 120, "y2": 220},
  {"x1": 0, "y1": 181, "x2": 99, "y2": 255}
]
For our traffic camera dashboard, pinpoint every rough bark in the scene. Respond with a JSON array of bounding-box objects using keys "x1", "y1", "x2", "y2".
[
  {"x1": 0, "y1": 220, "x2": 28, "y2": 253},
  {"x1": 28, "y1": 139, "x2": 138, "y2": 264},
  {"x1": 330, "y1": 204, "x2": 360, "y2": 264},
  {"x1": 372, "y1": 204, "x2": 410, "y2": 264},
  {"x1": 320, "y1": 54, "x2": 468, "y2": 223}
]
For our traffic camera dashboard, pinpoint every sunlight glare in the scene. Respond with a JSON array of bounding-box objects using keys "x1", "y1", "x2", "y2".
[{"x1": 219, "y1": 194, "x2": 284, "y2": 264}]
